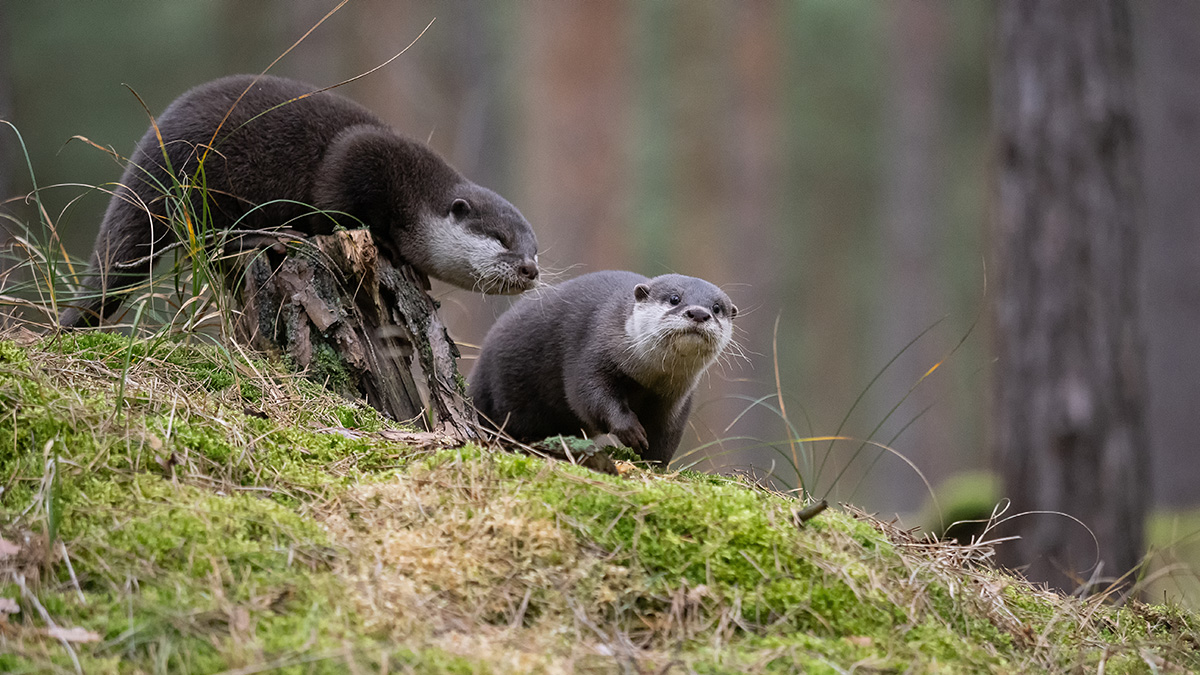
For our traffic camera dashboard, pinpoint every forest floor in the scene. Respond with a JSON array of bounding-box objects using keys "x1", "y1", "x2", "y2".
[{"x1": 1, "y1": 326, "x2": 1198, "y2": 674}]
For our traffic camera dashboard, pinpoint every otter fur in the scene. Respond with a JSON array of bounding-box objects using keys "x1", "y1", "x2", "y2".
[
  {"x1": 469, "y1": 271, "x2": 737, "y2": 465},
  {"x1": 60, "y1": 74, "x2": 539, "y2": 327}
]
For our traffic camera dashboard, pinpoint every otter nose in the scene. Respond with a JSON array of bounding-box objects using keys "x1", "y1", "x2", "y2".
[
  {"x1": 683, "y1": 307, "x2": 711, "y2": 323},
  {"x1": 516, "y1": 260, "x2": 539, "y2": 282}
]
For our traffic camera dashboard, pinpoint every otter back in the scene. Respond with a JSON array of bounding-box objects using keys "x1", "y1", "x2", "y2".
[
  {"x1": 61, "y1": 74, "x2": 539, "y2": 327},
  {"x1": 469, "y1": 270, "x2": 736, "y2": 465}
]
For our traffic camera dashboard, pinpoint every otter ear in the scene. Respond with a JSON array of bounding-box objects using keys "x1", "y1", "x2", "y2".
[
  {"x1": 634, "y1": 284, "x2": 651, "y2": 302},
  {"x1": 730, "y1": 304, "x2": 739, "y2": 318}
]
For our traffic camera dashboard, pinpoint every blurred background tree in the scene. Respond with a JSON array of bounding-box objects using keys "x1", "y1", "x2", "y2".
[
  {"x1": 1, "y1": 0, "x2": 1197, "y2": 600},
  {"x1": 1135, "y1": 0, "x2": 1200, "y2": 604},
  {"x1": 0, "y1": 0, "x2": 10, "y2": 199},
  {"x1": 991, "y1": 0, "x2": 1147, "y2": 592}
]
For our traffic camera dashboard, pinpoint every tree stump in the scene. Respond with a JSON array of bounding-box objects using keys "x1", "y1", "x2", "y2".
[{"x1": 229, "y1": 229, "x2": 475, "y2": 438}]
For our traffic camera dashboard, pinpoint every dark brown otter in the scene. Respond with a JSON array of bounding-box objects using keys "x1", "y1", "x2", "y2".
[{"x1": 60, "y1": 74, "x2": 539, "y2": 327}]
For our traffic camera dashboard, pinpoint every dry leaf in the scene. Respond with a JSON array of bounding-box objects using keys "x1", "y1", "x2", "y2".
[
  {"x1": 231, "y1": 606, "x2": 251, "y2": 634},
  {"x1": 0, "y1": 325, "x2": 40, "y2": 346},
  {"x1": 0, "y1": 537, "x2": 20, "y2": 559}
]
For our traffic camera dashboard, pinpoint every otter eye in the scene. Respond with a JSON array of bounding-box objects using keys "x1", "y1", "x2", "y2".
[
  {"x1": 712, "y1": 303, "x2": 723, "y2": 315},
  {"x1": 669, "y1": 294, "x2": 681, "y2": 306},
  {"x1": 450, "y1": 199, "x2": 471, "y2": 218}
]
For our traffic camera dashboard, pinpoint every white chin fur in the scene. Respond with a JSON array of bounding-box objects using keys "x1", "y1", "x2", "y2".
[
  {"x1": 420, "y1": 213, "x2": 519, "y2": 293},
  {"x1": 624, "y1": 304, "x2": 730, "y2": 365}
]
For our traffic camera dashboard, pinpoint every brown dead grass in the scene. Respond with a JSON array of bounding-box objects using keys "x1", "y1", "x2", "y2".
[{"x1": 319, "y1": 458, "x2": 637, "y2": 669}]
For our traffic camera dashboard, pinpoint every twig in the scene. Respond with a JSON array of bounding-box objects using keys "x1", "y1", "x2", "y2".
[
  {"x1": 60, "y1": 542, "x2": 86, "y2": 605},
  {"x1": 796, "y1": 499, "x2": 828, "y2": 527}
]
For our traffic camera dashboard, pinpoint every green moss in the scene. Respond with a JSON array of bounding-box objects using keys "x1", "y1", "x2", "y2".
[
  {"x1": 1, "y1": 455, "x2": 356, "y2": 673},
  {"x1": 1, "y1": 334, "x2": 1198, "y2": 673},
  {"x1": 903, "y1": 620, "x2": 1003, "y2": 668},
  {"x1": 330, "y1": 402, "x2": 390, "y2": 431},
  {"x1": 430, "y1": 450, "x2": 907, "y2": 636},
  {"x1": 603, "y1": 442, "x2": 645, "y2": 463},
  {"x1": 68, "y1": 477, "x2": 326, "y2": 576},
  {"x1": 1134, "y1": 601, "x2": 1200, "y2": 643},
  {"x1": 311, "y1": 340, "x2": 353, "y2": 393},
  {"x1": 0, "y1": 395, "x2": 103, "y2": 486},
  {"x1": 388, "y1": 648, "x2": 497, "y2": 674},
  {"x1": 239, "y1": 378, "x2": 263, "y2": 401},
  {"x1": 184, "y1": 359, "x2": 234, "y2": 391},
  {"x1": 0, "y1": 345, "x2": 419, "y2": 510},
  {"x1": 43, "y1": 330, "x2": 132, "y2": 361},
  {"x1": 0, "y1": 339, "x2": 29, "y2": 365},
  {"x1": 1001, "y1": 583, "x2": 1059, "y2": 628},
  {"x1": 41, "y1": 331, "x2": 243, "y2": 393}
]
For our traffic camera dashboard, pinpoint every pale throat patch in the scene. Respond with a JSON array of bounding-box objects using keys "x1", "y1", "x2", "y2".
[
  {"x1": 624, "y1": 301, "x2": 668, "y2": 349},
  {"x1": 421, "y1": 212, "x2": 507, "y2": 284}
]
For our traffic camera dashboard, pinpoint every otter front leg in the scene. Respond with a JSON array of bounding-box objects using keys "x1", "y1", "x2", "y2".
[
  {"x1": 567, "y1": 376, "x2": 649, "y2": 455},
  {"x1": 639, "y1": 395, "x2": 694, "y2": 466}
]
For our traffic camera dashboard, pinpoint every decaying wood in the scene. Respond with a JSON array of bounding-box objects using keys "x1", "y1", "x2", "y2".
[{"x1": 228, "y1": 229, "x2": 475, "y2": 438}]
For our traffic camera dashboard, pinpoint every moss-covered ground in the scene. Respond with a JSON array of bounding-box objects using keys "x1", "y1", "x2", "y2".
[{"x1": 1, "y1": 328, "x2": 1197, "y2": 673}]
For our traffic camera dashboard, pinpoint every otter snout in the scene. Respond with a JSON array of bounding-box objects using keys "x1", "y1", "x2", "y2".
[
  {"x1": 683, "y1": 307, "x2": 712, "y2": 324},
  {"x1": 516, "y1": 259, "x2": 539, "y2": 283}
]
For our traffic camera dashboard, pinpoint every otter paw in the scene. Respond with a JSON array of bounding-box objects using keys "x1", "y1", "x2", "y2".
[{"x1": 612, "y1": 422, "x2": 649, "y2": 454}]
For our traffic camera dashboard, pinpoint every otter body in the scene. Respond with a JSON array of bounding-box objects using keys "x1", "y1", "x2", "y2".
[
  {"x1": 469, "y1": 271, "x2": 736, "y2": 465},
  {"x1": 62, "y1": 74, "x2": 538, "y2": 327}
]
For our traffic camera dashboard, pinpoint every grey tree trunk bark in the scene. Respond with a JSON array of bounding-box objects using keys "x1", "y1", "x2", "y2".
[
  {"x1": 991, "y1": 0, "x2": 1148, "y2": 592},
  {"x1": 1135, "y1": 0, "x2": 1200, "y2": 511}
]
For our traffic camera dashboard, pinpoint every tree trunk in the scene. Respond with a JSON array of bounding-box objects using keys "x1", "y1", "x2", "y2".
[
  {"x1": 0, "y1": 0, "x2": 12, "y2": 217},
  {"x1": 1135, "y1": 0, "x2": 1200, "y2": 511},
  {"x1": 230, "y1": 230, "x2": 475, "y2": 438},
  {"x1": 991, "y1": 0, "x2": 1148, "y2": 592}
]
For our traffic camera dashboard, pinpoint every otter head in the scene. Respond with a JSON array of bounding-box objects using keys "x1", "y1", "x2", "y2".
[
  {"x1": 622, "y1": 274, "x2": 737, "y2": 393},
  {"x1": 320, "y1": 128, "x2": 540, "y2": 295},
  {"x1": 409, "y1": 182, "x2": 540, "y2": 295}
]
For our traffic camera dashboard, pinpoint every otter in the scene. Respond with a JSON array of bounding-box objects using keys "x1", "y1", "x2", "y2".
[
  {"x1": 469, "y1": 271, "x2": 737, "y2": 465},
  {"x1": 60, "y1": 74, "x2": 539, "y2": 327}
]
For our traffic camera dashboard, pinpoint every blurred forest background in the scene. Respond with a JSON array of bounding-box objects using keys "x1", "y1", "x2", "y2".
[{"x1": 0, "y1": 1, "x2": 1197, "y2": 603}]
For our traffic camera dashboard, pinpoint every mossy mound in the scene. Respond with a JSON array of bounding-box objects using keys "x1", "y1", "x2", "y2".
[{"x1": 1, "y1": 330, "x2": 1197, "y2": 673}]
